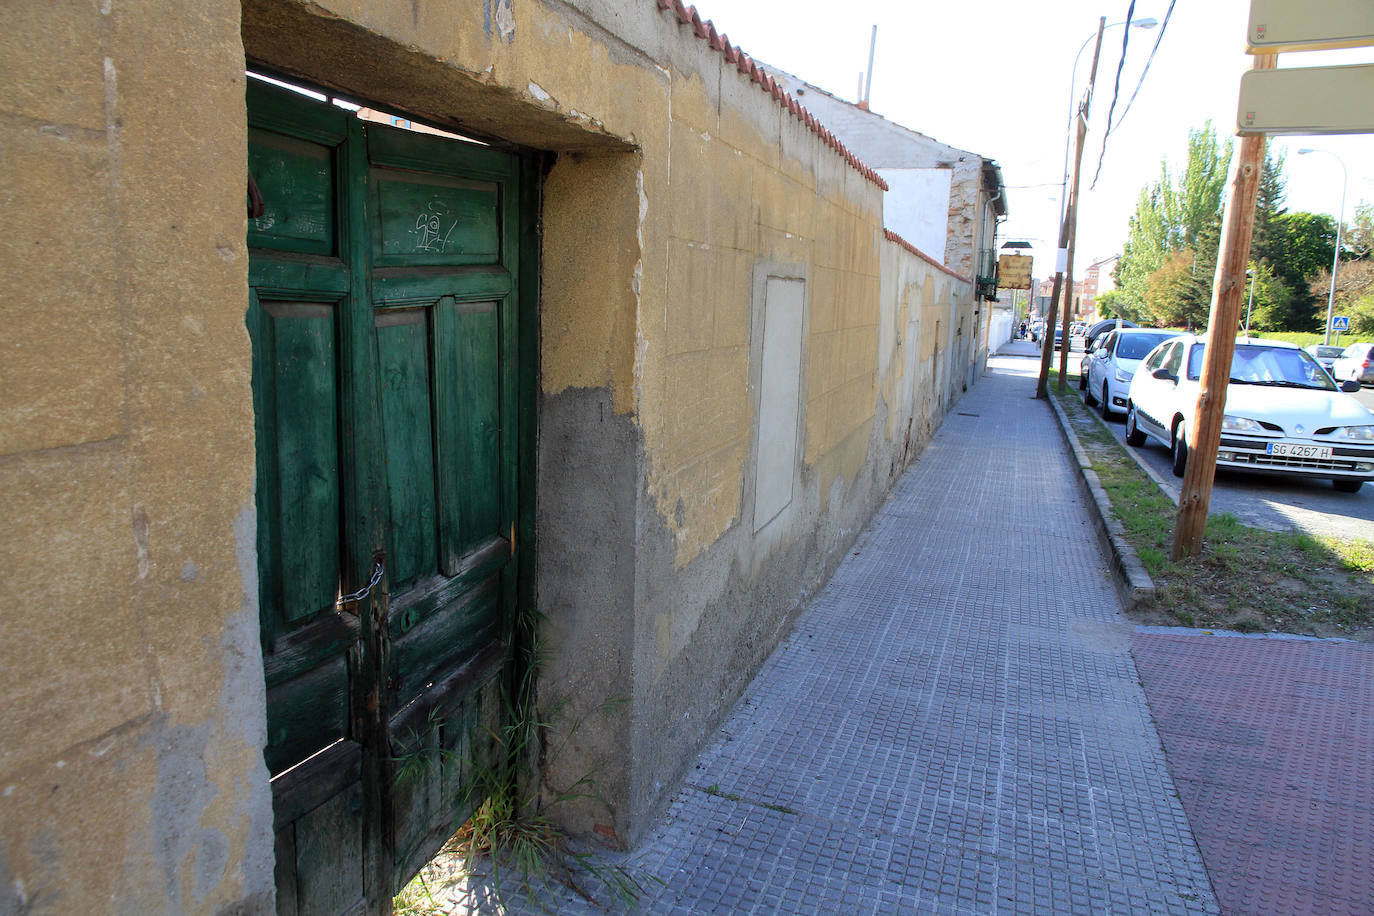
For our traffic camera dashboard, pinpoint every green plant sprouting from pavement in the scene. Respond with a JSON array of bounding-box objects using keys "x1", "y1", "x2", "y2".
[{"x1": 1050, "y1": 369, "x2": 1374, "y2": 635}]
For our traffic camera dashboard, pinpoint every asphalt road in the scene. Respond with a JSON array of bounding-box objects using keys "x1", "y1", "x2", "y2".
[{"x1": 1072, "y1": 370, "x2": 1374, "y2": 543}]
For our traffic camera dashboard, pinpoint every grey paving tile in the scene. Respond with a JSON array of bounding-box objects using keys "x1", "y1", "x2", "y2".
[{"x1": 454, "y1": 355, "x2": 1217, "y2": 915}]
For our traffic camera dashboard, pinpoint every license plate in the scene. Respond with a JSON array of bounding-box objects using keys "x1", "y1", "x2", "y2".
[{"x1": 1266, "y1": 442, "x2": 1332, "y2": 460}]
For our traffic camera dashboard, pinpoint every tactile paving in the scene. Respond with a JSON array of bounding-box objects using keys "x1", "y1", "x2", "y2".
[{"x1": 461, "y1": 350, "x2": 1219, "y2": 915}]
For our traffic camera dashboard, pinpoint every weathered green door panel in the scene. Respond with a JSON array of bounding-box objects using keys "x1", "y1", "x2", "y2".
[
  {"x1": 247, "y1": 80, "x2": 349, "y2": 146},
  {"x1": 251, "y1": 257, "x2": 351, "y2": 299},
  {"x1": 435, "y1": 300, "x2": 504, "y2": 565},
  {"x1": 248, "y1": 286, "x2": 352, "y2": 776},
  {"x1": 390, "y1": 579, "x2": 502, "y2": 694},
  {"x1": 265, "y1": 301, "x2": 343, "y2": 626},
  {"x1": 293, "y1": 783, "x2": 366, "y2": 916},
  {"x1": 249, "y1": 129, "x2": 336, "y2": 256},
  {"x1": 390, "y1": 668, "x2": 504, "y2": 891},
  {"x1": 263, "y1": 659, "x2": 351, "y2": 774},
  {"x1": 250, "y1": 81, "x2": 531, "y2": 915},
  {"x1": 375, "y1": 308, "x2": 440, "y2": 591},
  {"x1": 370, "y1": 169, "x2": 501, "y2": 267},
  {"x1": 385, "y1": 539, "x2": 506, "y2": 639},
  {"x1": 368, "y1": 266, "x2": 511, "y2": 306}
]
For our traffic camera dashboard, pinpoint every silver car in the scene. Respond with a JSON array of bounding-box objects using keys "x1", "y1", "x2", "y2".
[
  {"x1": 1083, "y1": 329, "x2": 1182, "y2": 419},
  {"x1": 1332, "y1": 342, "x2": 1374, "y2": 386},
  {"x1": 1304, "y1": 344, "x2": 1343, "y2": 373}
]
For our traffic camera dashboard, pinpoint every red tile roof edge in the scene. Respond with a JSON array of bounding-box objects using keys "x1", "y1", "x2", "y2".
[
  {"x1": 882, "y1": 230, "x2": 972, "y2": 284},
  {"x1": 654, "y1": 0, "x2": 889, "y2": 192}
]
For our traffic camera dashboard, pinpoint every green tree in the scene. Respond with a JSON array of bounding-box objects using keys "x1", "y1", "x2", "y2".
[
  {"x1": 1145, "y1": 251, "x2": 1210, "y2": 329},
  {"x1": 1114, "y1": 122, "x2": 1232, "y2": 324},
  {"x1": 1093, "y1": 288, "x2": 1148, "y2": 324},
  {"x1": 1312, "y1": 259, "x2": 1374, "y2": 335},
  {"x1": 1241, "y1": 261, "x2": 1295, "y2": 333},
  {"x1": 1253, "y1": 212, "x2": 1337, "y2": 331},
  {"x1": 1169, "y1": 124, "x2": 1232, "y2": 250},
  {"x1": 1250, "y1": 147, "x2": 1289, "y2": 268},
  {"x1": 1346, "y1": 202, "x2": 1373, "y2": 262},
  {"x1": 1116, "y1": 181, "x2": 1170, "y2": 312}
]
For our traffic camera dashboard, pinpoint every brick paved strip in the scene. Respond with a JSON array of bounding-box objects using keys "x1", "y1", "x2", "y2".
[{"x1": 1133, "y1": 630, "x2": 1374, "y2": 916}]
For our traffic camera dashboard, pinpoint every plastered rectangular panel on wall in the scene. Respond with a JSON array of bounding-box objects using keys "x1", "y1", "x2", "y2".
[{"x1": 754, "y1": 277, "x2": 805, "y2": 531}]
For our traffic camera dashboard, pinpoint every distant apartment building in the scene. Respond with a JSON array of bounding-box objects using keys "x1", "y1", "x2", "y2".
[{"x1": 1077, "y1": 256, "x2": 1118, "y2": 320}]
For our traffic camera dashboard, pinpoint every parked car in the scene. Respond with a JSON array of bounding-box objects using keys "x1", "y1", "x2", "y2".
[
  {"x1": 1331, "y1": 342, "x2": 1374, "y2": 386},
  {"x1": 1083, "y1": 329, "x2": 1183, "y2": 418},
  {"x1": 1053, "y1": 325, "x2": 1064, "y2": 350},
  {"x1": 1304, "y1": 344, "x2": 1344, "y2": 373},
  {"x1": 1083, "y1": 318, "x2": 1139, "y2": 354},
  {"x1": 1125, "y1": 335, "x2": 1374, "y2": 492}
]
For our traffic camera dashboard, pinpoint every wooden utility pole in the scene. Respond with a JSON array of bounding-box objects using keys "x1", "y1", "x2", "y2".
[
  {"x1": 1171, "y1": 53, "x2": 1277, "y2": 560},
  {"x1": 1036, "y1": 17, "x2": 1104, "y2": 399}
]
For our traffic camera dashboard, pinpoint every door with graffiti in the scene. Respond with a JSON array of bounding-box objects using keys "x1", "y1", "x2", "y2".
[{"x1": 246, "y1": 79, "x2": 533, "y2": 913}]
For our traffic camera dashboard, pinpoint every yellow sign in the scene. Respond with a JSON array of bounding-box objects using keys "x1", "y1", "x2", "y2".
[{"x1": 997, "y1": 254, "x2": 1032, "y2": 290}]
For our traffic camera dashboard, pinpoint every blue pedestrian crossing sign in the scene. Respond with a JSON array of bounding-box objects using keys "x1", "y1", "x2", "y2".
[{"x1": 1331, "y1": 316, "x2": 1350, "y2": 331}]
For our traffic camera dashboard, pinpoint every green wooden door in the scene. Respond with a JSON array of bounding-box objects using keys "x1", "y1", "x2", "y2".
[{"x1": 246, "y1": 81, "x2": 528, "y2": 914}]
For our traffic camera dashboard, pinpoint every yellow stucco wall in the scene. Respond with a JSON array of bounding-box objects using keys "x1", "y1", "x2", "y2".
[
  {"x1": 242, "y1": 0, "x2": 889, "y2": 569},
  {"x1": 0, "y1": 1, "x2": 275, "y2": 912},
  {"x1": 5, "y1": 0, "x2": 984, "y2": 901},
  {"x1": 879, "y1": 240, "x2": 977, "y2": 460}
]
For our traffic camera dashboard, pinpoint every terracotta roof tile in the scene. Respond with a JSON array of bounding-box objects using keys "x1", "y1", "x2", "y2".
[
  {"x1": 883, "y1": 229, "x2": 971, "y2": 283},
  {"x1": 653, "y1": 1, "x2": 888, "y2": 191}
]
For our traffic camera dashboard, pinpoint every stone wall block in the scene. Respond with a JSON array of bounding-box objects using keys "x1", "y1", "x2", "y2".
[
  {"x1": 0, "y1": 445, "x2": 151, "y2": 779},
  {"x1": 662, "y1": 347, "x2": 750, "y2": 472},
  {"x1": 0, "y1": 123, "x2": 124, "y2": 456},
  {"x1": 0, "y1": 0, "x2": 108, "y2": 129}
]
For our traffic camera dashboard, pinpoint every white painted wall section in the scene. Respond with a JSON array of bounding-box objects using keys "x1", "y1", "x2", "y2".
[
  {"x1": 879, "y1": 168, "x2": 952, "y2": 262},
  {"x1": 754, "y1": 277, "x2": 805, "y2": 531}
]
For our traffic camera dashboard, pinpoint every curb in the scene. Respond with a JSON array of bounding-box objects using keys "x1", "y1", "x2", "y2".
[{"x1": 1045, "y1": 387, "x2": 1157, "y2": 612}]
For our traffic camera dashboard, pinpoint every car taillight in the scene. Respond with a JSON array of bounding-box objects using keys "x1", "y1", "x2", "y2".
[{"x1": 1364, "y1": 360, "x2": 1371, "y2": 369}]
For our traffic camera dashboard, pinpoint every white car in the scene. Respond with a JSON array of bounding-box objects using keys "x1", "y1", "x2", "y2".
[
  {"x1": 1082, "y1": 329, "x2": 1182, "y2": 419},
  {"x1": 1331, "y1": 341, "x2": 1374, "y2": 386},
  {"x1": 1125, "y1": 335, "x2": 1374, "y2": 492}
]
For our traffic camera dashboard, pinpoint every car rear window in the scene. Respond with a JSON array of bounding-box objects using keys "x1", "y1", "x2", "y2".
[{"x1": 1116, "y1": 333, "x2": 1175, "y2": 360}]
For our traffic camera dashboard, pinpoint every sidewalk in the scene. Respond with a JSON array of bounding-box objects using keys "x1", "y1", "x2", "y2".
[{"x1": 454, "y1": 347, "x2": 1218, "y2": 915}]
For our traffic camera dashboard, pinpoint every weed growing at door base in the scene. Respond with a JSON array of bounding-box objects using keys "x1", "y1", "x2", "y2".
[
  {"x1": 392, "y1": 664, "x2": 659, "y2": 914},
  {"x1": 1053, "y1": 371, "x2": 1374, "y2": 637}
]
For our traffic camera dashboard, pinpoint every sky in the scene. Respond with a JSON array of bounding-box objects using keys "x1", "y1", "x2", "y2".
[{"x1": 688, "y1": 0, "x2": 1374, "y2": 281}]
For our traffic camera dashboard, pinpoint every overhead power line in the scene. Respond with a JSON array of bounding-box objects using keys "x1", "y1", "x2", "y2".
[
  {"x1": 1089, "y1": 0, "x2": 1138, "y2": 190},
  {"x1": 1090, "y1": 0, "x2": 1178, "y2": 190},
  {"x1": 1108, "y1": 0, "x2": 1179, "y2": 135}
]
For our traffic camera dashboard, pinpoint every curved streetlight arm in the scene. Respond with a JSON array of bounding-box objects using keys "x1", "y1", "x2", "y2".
[
  {"x1": 1059, "y1": 18, "x2": 1158, "y2": 226},
  {"x1": 1298, "y1": 148, "x2": 1348, "y2": 345}
]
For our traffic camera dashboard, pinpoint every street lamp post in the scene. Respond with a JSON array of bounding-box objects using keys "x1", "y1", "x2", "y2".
[
  {"x1": 1058, "y1": 18, "x2": 1158, "y2": 226},
  {"x1": 1039, "y1": 18, "x2": 1156, "y2": 398},
  {"x1": 1297, "y1": 148, "x2": 1347, "y2": 346},
  {"x1": 1244, "y1": 268, "x2": 1255, "y2": 337}
]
